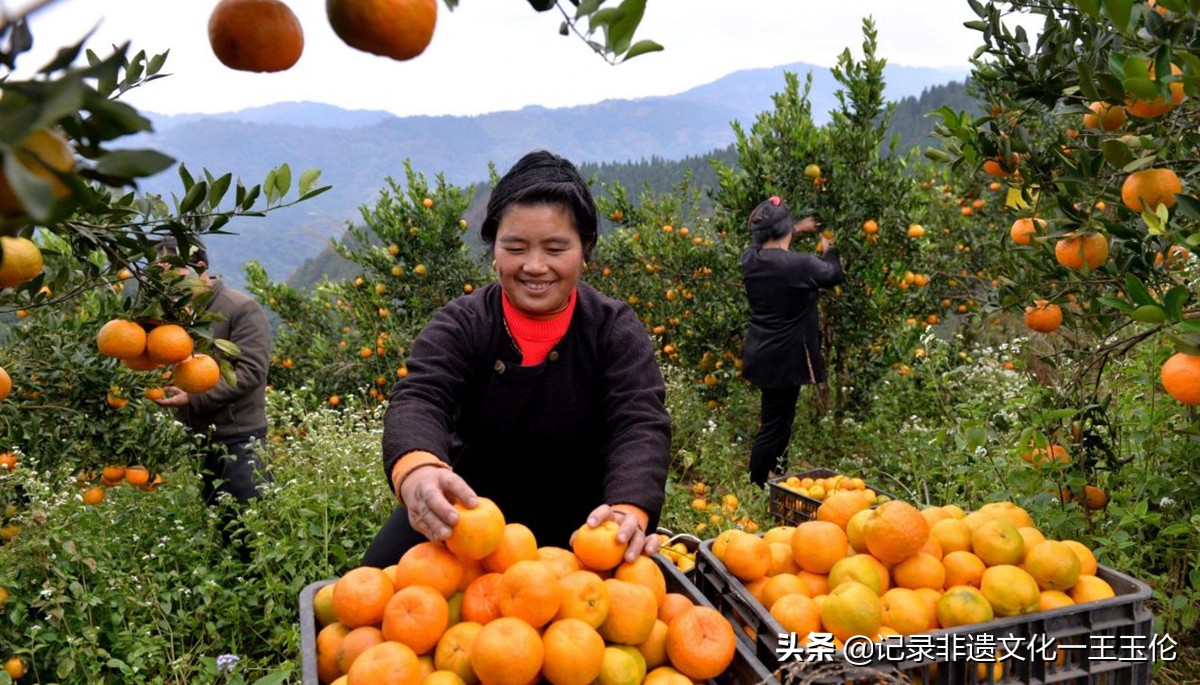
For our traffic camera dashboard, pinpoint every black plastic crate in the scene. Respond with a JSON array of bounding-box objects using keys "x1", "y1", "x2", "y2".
[
  {"x1": 692, "y1": 539, "x2": 1155, "y2": 685},
  {"x1": 299, "y1": 554, "x2": 782, "y2": 685},
  {"x1": 656, "y1": 529, "x2": 702, "y2": 577},
  {"x1": 767, "y1": 468, "x2": 900, "y2": 526}
]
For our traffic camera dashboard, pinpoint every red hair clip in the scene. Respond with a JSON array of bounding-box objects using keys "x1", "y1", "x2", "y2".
[{"x1": 768, "y1": 196, "x2": 781, "y2": 206}]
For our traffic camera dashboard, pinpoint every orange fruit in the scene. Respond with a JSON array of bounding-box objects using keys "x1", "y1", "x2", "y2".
[
  {"x1": 638, "y1": 619, "x2": 669, "y2": 669},
  {"x1": 769, "y1": 593, "x2": 821, "y2": 641},
  {"x1": 0, "y1": 127, "x2": 73, "y2": 217},
  {"x1": 172, "y1": 354, "x2": 221, "y2": 394},
  {"x1": 863, "y1": 501, "x2": 930, "y2": 565},
  {"x1": 461, "y1": 573, "x2": 503, "y2": 625},
  {"x1": 820, "y1": 581, "x2": 882, "y2": 644},
  {"x1": 827, "y1": 555, "x2": 884, "y2": 595},
  {"x1": 208, "y1": 0, "x2": 304, "y2": 72},
  {"x1": 446, "y1": 497, "x2": 505, "y2": 561},
  {"x1": 1082, "y1": 101, "x2": 1126, "y2": 131},
  {"x1": 936, "y1": 586, "x2": 994, "y2": 628},
  {"x1": 0, "y1": 367, "x2": 9, "y2": 402},
  {"x1": 482, "y1": 522, "x2": 538, "y2": 573},
  {"x1": 942, "y1": 551, "x2": 987, "y2": 589},
  {"x1": 314, "y1": 583, "x2": 339, "y2": 628},
  {"x1": 1071, "y1": 575, "x2": 1116, "y2": 603},
  {"x1": 790, "y1": 521, "x2": 848, "y2": 574},
  {"x1": 538, "y1": 546, "x2": 582, "y2": 579},
  {"x1": 96, "y1": 319, "x2": 147, "y2": 359},
  {"x1": 913, "y1": 588, "x2": 942, "y2": 630},
  {"x1": 145, "y1": 324, "x2": 194, "y2": 365},
  {"x1": 980, "y1": 565, "x2": 1040, "y2": 617},
  {"x1": 541, "y1": 618, "x2": 606, "y2": 685},
  {"x1": 599, "y1": 645, "x2": 647, "y2": 685},
  {"x1": 1054, "y1": 232, "x2": 1109, "y2": 270},
  {"x1": 929, "y1": 518, "x2": 973, "y2": 554},
  {"x1": 123, "y1": 352, "x2": 162, "y2": 371},
  {"x1": 395, "y1": 542, "x2": 464, "y2": 598},
  {"x1": 891, "y1": 553, "x2": 945, "y2": 590},
  {"x1": 434, "y1": 621, "x2": 482, "y2": 685},
  {"x1": 844, "y1": 508, "x2": 874, "y2": 554},
  {"x1": 972, "y1": 519, "x2": 1025, "y2": 567},
  {"x1": 1010, "y1": 217, "x2": 1045, "y2": 246},
  {"x1": 123, "y1": 465, "x2": 150, "y2": 486},
  {"x1": 767, "y1": 542, "x2": 801, "y2": 576},
  {"x1": 0, "y1": 236, "x2": 45, "y2": 289},
  {"x1": 333, "y1": 566, "x2": 396, "y2": 628},
  {"x1": 657, "y1": 592, "x2": 693, "y2": 625},
  {"x1": 599, "y1": 578, "x2": 658, "y2": 645},
  {"x1": 1122, "y1": 167, "x2": 1183, "y2": 212},
  {"x1": 1081, "y1": 485, "x2": 1109, "y2": 510},
  {"x1": 327, "y1": 0, "x2": 437, "y2": 61},
  {"x1": 664, "y1": 606, "x2": 737, "y2": 680},
  {"x1": 721, "y1": 532, "x2": 770, "y2": 582},
  {"x1": 339, "y1": 625, "x2": 386, "y2": 673},
  {"x1": 470, "y1": 617, "x2": 544, "y2": 685},
  {"x1": 571, "y1": 520, "x2": 627, "y2": 571},
  {"x1": 82, "y1": 485, "x2": 106, "y2": 506},
  {"x1": 1125, "y1": 64, "x2": 1185, "y2": 118},
  {"x1": 762, "y1": 526, "x2": 795, "y2": 546},
  {"x1": 1039, "y1": 590, "x2": 1075, "y2": 611},
  {"x1": 1017, "y1": 527, "x2": 1047, "y2": 561},
  {"x1": 347, "y1": 641, "x2": 422, "y2": 685},
  {"x1": 556, "y1": 570, "x2": 610, "y2": 628},
  {"x1": 816, "y1": 490, "x2": 870, "y2": 529},
  {"x1": 1024, "y1": 300, "x2": 1062, "y2": 333},
  {"x1": 317, "y1": 622, "x2": 351, "y2": 684},
  {"x1": 710, "y1": 529, "x2": 743, "y2": 561},
  {"x1": 880, "y1": 588, "x2": 931, "y2": 636},
  {"x1": 795, "y1": 571, "x2": 830, "y2": 598},
  {"x1": 614, "y1": 556, "x2": 666, "y2": 606},
  {"x1": 760, "y1": 573, "x2": 809, "y2": 610},
  {"x1": 382, "y1": 585, "x2": 450, "y2": 655},
  {"x1": 456, "y1": 557, "x2": 485, "y2": 593},
  {"x1": 1062, "y1": 540, "x2": 1099, "y2": 575},
  {"x1": 1025, "y1": 540, "x2": 1082, "y2": 592},
  {"x1": 498, "y1": 559, "x2": 561, "y2": 628},
  {"x1": 1161, "y1": 353, "x2": 1200, "y2": 405}
]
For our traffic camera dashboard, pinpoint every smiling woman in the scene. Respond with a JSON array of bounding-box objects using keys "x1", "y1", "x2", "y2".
[{"x1": 361, "y1": 150, "x2": 672, "y2": 570}]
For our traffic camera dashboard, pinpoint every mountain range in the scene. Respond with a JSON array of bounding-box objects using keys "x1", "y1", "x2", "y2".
[{"x1": 131, "y1": 61, "x2": 969, "y2": 289}]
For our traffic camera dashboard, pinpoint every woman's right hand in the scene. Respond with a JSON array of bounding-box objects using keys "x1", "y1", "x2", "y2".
[{"x1": 400, "y1": 466, "x2": 478, "y2": 542}]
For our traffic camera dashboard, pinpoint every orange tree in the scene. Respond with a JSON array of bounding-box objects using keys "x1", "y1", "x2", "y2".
[
  {"x1": 704, "y1": 20, "x2": 996, "y2": 421},
  {"x1": 246, "y1": 164, "x2": 484, "y2": 407},
  {"x1": 927, "y1": 0, "x2": 1199, "y2": 635}
]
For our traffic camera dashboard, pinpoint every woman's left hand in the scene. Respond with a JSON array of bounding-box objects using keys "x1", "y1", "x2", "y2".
[{"x1": 576, "y1": 504, "x2": 659, "y2": 563}]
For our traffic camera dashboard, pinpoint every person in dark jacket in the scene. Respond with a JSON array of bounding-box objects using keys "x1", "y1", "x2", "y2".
[
  {"x1": 152, "y1": 237, "x2": 272, "y2": 557},
  {"x1": 362, "y1": 150, "x2": 672, "y2": 569},
  {"x1": 740, "y1": 196, "x2": 843, "y2": 487}
]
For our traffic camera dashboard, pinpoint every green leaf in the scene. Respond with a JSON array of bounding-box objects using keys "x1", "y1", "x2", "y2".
[
  {"x1": 179, "y1": 163, "x2": 194, "y2": 190},
  {"x1": 38, "y1": 30, "x2": 93, "y2": 74},
  {"x1": 576, "y1": 0, "x2": 603, "y2": 17},
  {"x1": 1164, "y1": 286, "x2": 1189, "y2": 321},
  {"x1": 147, "y1": 51, "x2": 168, "y2": 75},
  {"x1": 525, "y1": 0, "x2": 556, "y2": 10},
  {"x1": 1179, "y1": 321, "x2": 1200, "y2": 334},
  {"x1": 1097, "y1": 73, "x2": 1127, "y2": 100},
  {"x1": 263, "y1": 170, "x2": 277, "y2": 203},
  {"x1": 1122, "y1": 154, "x2": 1157, "y2": 172},
  {"x1": 214, "y1": 338, "x2": 242, "y2": 357},
  {"x1": 298, "y1": 168, "x2": 322, "y2": 196},
  {"x1": 1102, "y1": 139, "x2": 1134, "y2": 168},
  {"x1": 273, "y1": 163, "x2": 292, "y2": 197},
  {"x1": 1098, "y1": 296, "x2": 1136, "y2": 312},
  {"x1": 1167, "y1": 334, "x2": 1200, "y2": 355},
  {"x1": 37, "y1": 76, "x2": 87, "y2": 129},
  {"x1": 1174, "y1": 194, "x2": 1200, "y2": 220},
  {"x1": 1121, "y1": 55, "x2": 1151, "y2": 81},
  {"x1": 607, "y1": 0, "x2": 646, "y2": 55},
  {"x1": 251, "y1": 673, "x2": 288, "y2": 685},
  {"x1": 1123, "y1": 76, "x2": 1159, "y2": 99},
  {"x1": 1076, "y1": 0, "x2": 1102, "y2": 17},
  {"x1": 1142, "y1": 207, "x2": 1165, "y2": 235},
  {"x1": 1104, "y1": 0, "x2": 1134, "y2": 32},
  {"x1": 179, "y1": 180, "x2": 207, "y2": 214},
  {"x1": 2, "y1": 154, "x2": 57, "y2": 221},
  {"x1": 1130, "y1": 304, "x2": 1166, "y2": 323},
  {"x1": 1043, "y1": 408, "x2": 1077, "y2": 422},
  {"x1": 620, "y1": 39, "x2": 663, "y2": 62},
  {"x1": 1078, "y1": 62, "x2": 1102, "y2": 101},
  {"x1": 588, "y1": 7, "x2": 623, "y2": 31},
  {"x1": 1124, "y1": 273, "x2": 1156, "y2": 307},
  {"x1": 208, "y1": 173, "x2": 232, "y2": 207},
  {"x1": 299, "y1": 185, "x2": 332, "y2": 201},
  {"x1": 95, "y1": 149, "x2": 175, "y2": 179}
]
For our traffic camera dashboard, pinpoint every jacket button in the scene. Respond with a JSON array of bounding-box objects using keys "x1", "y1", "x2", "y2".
[
  {"x1": 548, "y1": 351, "x2": 559, "y2": 361},
  {"x1": 493, "y1": 360, "x2": 506, "y2": 374}
]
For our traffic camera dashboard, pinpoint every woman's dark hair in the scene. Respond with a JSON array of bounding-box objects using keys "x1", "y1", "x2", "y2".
[
  {"x1": 481, "y1": 150, "x2": 599, "y2": 260},
  {"x1": 747, "y1": 196, "x2": 797, "y2": 246}
]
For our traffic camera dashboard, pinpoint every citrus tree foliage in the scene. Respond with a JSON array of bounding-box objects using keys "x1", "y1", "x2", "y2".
[
  {"x1": 246, "y1": 165, "x2": 484, "y2": 406},
  {"x1": 929, "y1": 0, "x2": 1200, "y2": 414},
  {"x1": 707, "y1": 20, "x2": 998, "y2": 416}
]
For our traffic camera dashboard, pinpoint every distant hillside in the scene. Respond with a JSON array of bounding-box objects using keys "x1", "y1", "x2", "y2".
[
  {"x1": 285, "y1": 147, "x2": 742, "y2": 288},
  {"x1": 128, "y1": 61, "x2": 968, "y2": 290}
]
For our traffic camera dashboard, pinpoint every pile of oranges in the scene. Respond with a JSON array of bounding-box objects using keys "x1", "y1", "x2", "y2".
[
  {"x1": 775, "y1": 472, "x2": 890, "y2": 505},
  {"x1": 95, "y1": 319, "x2": 220, "y2": 394},
  {"x1": 708, "y1": 497, "x2": 1113, "y2": 678},
  {"x1": 312, "y1": 498, "x2": 740, "y2": 685}
]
